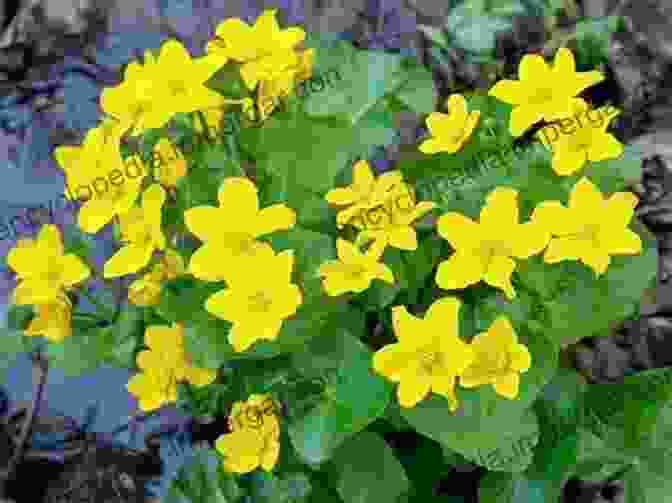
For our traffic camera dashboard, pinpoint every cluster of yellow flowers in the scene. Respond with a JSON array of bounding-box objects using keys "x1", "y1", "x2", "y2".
[
  {"x1": 316, "y1": 47, "x2": 641, "y2": 413},
  {"x1": 4, "y1": 6, "x2": 645, "y2": 475}
]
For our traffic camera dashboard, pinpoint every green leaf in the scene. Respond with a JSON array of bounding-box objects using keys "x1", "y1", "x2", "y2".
[
  {"x1": 583, "y1": 142, "x2": 644, "y2": 193},
  {"x1": 401, "y1": 395, "x2": 540, "y2": 472},
  {"x1": 165, "y1": 445, "x2": 240, "y2": 503},
  {"x1": 303, "y1": 43, "x2": 405, "y2": 125},
  {"x1": 288, "y1": 331, "x2": 393, "y2": 464},
  {"x1": 331, "y1": 431, "x2": 410, "y2": 503},
  {"x1": 478, "y1": 472, "x2": 547, "y2": 503},
  {"x1": 392, "y1": 60, "x2": 437, "y2": 114},
  {"x1": 580, "y1": 367, "x2": 672, "y2": 453},
  {"x1": 44, "y1": 322, "x2": 110, "y2": 376},
  {"x1": 254, "y1": 112, "x2": 352, "y2": 193},
  {"x1": 539, "y1": 221, "x2": 657, "y2": 347}
]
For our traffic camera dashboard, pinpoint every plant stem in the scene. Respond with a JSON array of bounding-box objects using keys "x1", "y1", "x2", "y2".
[
  {"x1": 0, "y1": 351, "x2": 48, "y2": 496},
  {"x1": 196, "y1": 111, "x2": 214, "y2": 145}
]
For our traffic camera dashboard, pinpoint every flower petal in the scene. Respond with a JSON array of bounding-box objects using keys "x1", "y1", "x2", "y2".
[{"x1": 436, "y1": 250, "x2": 485, "y2": 291}]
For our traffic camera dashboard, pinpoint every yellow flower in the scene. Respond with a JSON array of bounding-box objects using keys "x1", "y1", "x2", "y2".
[
  {"x1": 126, "y1": 370, "x2": 178, "y2": 412},
  {"x1": 228, "y1": 394, "x2": 280, "y2": 434},
  {"x1": 215, "y1": 394, "x2": 281, "y2": 474},
  {"x1": 537, "y1": 102, "x2": 624, "y2": 176},
  {"x1": 101, "y1": 40, "x2": 226, "y2": 136},
  {"x1": 24, "y1": 295, "x2": 73, "y2": 342},
  {"x1": 488, "y1": 47, "x2": 604, "y2": 137},
  {"x1": 436, "y1": 187, "x2": 550, "y2": 299},
  {"x1": 8, "y1": 225, "x2": 90, "y2": 305},
  {"x1": 99, "y1": 50, "x2": 166, "y2": 136},
  {"x1": 254, "y1": 47, "x2": 315, "y2": 121},
  {"x1": 325, "y1": 160, "x2": 404, "y2": 228},
  {"x1": 127, "y1": 250, "x2": 184, "y2": 306},
  {"x1": 372, "y1": 298, "x2": 475, "y2": 411},
  {"x1": 531, "y1": 177, "x2": 642, "y2": 276},
  {"x1": 419, "y1": 94, "x2": 481, "y2": 154},
  {"x1": 184, "y1": 177, "x2": 295, "y2": 281},
  {"x1": 127, "y1": 269, "x2": 164, "y2": 306},
  {"x1": 56, "y1": 125, "x2": 146, "y2": 234},
  {"x1": 460, "y1": 317, "x2": 531, "y2": 400},
  {"x1": 152, "y1": 138, "x2": 187, "y2": 187},
  {"x1": 208, "y1": 9, "x2": 305, "y2": 91},
  {"x1": 205, "y1": 248, "x2": 303, "y2": 352},
  {"x1": 353, "y1": 182, "x2": 436, "y2": 251},
  {"x1": 126, "y1": 324, "x2": 216, "y2": 411},
  {"x1": 103, "y1": 184, "x2": 167, "y2": 278},
  {"x1": 318, "y1": 239, "x2": 393, "y2": 296}
]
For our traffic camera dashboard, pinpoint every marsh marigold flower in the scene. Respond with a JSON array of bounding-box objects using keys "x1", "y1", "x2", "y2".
[
  {"x1": 537, "y1": 101, "x2": 623, "y2": 176},
  {"x1": 459, "y1": 317, "x2": 531, "y2": 400},
  {"x1": 436, "y1": 187, "x2": 550, "y2": 299},
  {"x1": 215, "y1": 394, "x2": 281, "y2": 474},
  {"x1": 184, "y1": 177, "x2": 295, "y2": 281},
  {"x1": 207, "y1": 9, "x2": 306, "y2": 91},
  {"x1": 419, "y1": 94, "x2": 480, "y2": 154},
  {"x1": 55, "y1": 120, "x2": 145, "y2": 234},
  {"x1": 353, "y1": 181, "x2": 436, "y2": 251},
  {"x1": 126, "y1": 324, "x2": 216, "y2": 412},
  {"x1": 531, "y1": 177, "x2": 642, "y2": 276},
  {"x1": 103, "y1": 184, "x2": 167, "y2": 278},
  {"x1": 325, "y1": 160, "x2": 404, "y2": 229},
  {"x1": 318, "y1": 239, "x2": 393, "y2": 296},
  {"x1": 372, "y1": 298, "x2": 475, "y2": 411},
  {"x1": 101, "y1": 40, "x2": 227, "y2": 136},
  {"x1": 24, "y1": 295, "x2": 73, "y2": 342},
  {"x1": 8, "y1": 225, "x2": 90, "y2": 305},
  {"x1": 127, "y1": 250, "x2": 185, "y2": 306},
  {"x1": 488, "y1": 47, "x2": 604, "y2": 137},
  {"x1": 205, "y1": 247, "x2": 303, "y2": 352}
]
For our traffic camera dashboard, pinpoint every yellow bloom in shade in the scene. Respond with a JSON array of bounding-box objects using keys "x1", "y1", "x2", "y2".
[
  {"x1": 353, "y1": 182, "x2": 436, "y2": 251},
  {"x1": 104, "y1": 184, "x2": 167, "y2": 278},
  {"x1": 215, "y1": 394, "x2": 281, "y2": 474},
  {"x1": 318, "y1": 239, "x2": 394, "y2": 296},
  {"x1": 8, "y1": 225, "x2": 90, "y2": 305},
  {"x1": 419, "y1": 94, "x2": 480, "y2": 154},
  {"x1": 372, "y1": 298, "x2": 475, "y2": 411},
  {"x1": 436, "y1": 187, "x2": 550, "y2": 299},
  {"x1": 184, "y1": 177, "x2": 295, "y2": 281},
  {"x1": 228, "y1": 394, "x2": 280, "y2": 434},
  {"x1": 531, "y1": 177, "x2": 642, "y2": 276},
  {"x1": 488, "y1": 47, "x2": 604, "y2": 137},
  {"x1": 537, "y1": 102, "x2": 624, "y2": 176},
  {"x1": 126, "y1": 324, "x2": 216, "y2": 412},
  {"x1": 152, "y1": 138, "x2": 187, "y2": 187},
  {"x1": 127, "y1": 250, "x2": 184, "y2": 306},
  {"x1": 24, "y1": 295, "x2": 72, "y2": 342},
  {"x1": 460, "y1": 317, "x2": 532, "y2": 400},
  {"x1": 325, "y1": 160, "x2": 404, "y2": 229},
  {"x1": 208, "y1": 9, "x2": 305, "y2": 90},
  {"x1": 205, "y1": 248, "x2": 303, "y2": 352}
]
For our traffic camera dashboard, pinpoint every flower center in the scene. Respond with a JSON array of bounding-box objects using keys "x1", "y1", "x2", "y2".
[
  {"x1": 346, "y1": 264, "x2": 367, "y2": 280},
  {"x1": 227, "y1": 233, "x2": 258, "y2": 256},
  {"x1": 480, "y1": 240, "x2": 510, "y2": 268},
  {"x1": 417, "y1": 348, "x2": 442, "y2": 374},
  {"x1": 448, "y1": 127, "x2": 466, "y2": 143},
  {"x1": 362, "y1": 205, "x2": 392, "y2": 230}
]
